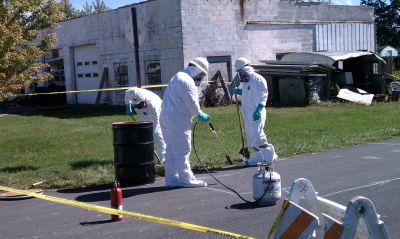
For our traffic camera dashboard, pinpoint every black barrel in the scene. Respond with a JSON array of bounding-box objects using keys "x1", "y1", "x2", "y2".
[{"x1": 112, "y1": 121, "x2": 155, "y2": 187}]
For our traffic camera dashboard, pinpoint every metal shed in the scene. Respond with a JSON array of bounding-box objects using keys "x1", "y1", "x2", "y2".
[{"x1": 254, "y1": 51, "x2": 385, "y2": 105}]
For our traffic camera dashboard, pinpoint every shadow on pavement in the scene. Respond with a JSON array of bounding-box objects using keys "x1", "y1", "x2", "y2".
[
  {"x1": 73, "y1": 186, "x2": 176, "y2": 202},
  {"x1": 80, "y1": 219, "x2": 114, "y2": 226},
  {"x1": 193, "y1": 165, "x2": 249, "y2": 175},
  {"x1": 226, "y1": 202, "x2": 277, "y2": 210},
  {"x1": 57, "y1": 184, "x2": 113, "y2": 194}
]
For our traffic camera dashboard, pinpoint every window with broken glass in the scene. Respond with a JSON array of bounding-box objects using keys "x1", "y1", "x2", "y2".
[
  {"x1": 114, "y1": 62, "x2": 128, "y2": 86},
  {"x1": 145, "y1": 60, "x2": 161, "y2": 85},
  {"x1": 45, "y1": 49, "x2": 65, "y2": 83}
]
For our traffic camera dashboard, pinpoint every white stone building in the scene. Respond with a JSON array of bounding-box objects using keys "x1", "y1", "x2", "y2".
[{"x1": 43, "y1": 0, "x2": 375, "y2": 105}]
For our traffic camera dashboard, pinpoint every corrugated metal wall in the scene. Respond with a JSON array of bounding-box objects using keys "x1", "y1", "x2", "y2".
[{"x1": 316, "y1": 23, "x2": 375, "y2": 52}]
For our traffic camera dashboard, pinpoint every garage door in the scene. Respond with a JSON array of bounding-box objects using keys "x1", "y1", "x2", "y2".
[{"x1": 74, "y1": 45, "x2": 100, "y2": 104}]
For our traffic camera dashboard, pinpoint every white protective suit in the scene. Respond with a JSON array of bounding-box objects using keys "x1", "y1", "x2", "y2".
[
  {"x1": 124, "y1": 88, "x2": 166, "y2": 163},
  {"x1": 160, "y1": 64, "x2": 208, "y2": 188},
  {"x1": 237, "y1": 65, "x2": 277, "y2": 166}
]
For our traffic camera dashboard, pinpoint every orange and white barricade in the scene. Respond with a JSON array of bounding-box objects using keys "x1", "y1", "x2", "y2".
[
  {"x1": 269, "y1": 199, "x2": 319, "y2": 239},
  {"x1": 268, "y1": 178, "x2": 390, "y2": 239}
]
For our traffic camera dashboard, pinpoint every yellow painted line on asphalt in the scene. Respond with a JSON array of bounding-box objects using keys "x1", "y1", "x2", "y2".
[{"x1": 0, "y1": 185, "x2": 254, "y2": 239}]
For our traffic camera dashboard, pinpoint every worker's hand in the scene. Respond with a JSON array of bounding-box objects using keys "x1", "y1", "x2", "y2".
[
  {"x1": 229, "y1": 85, "x2": 242, "y2": 95},
  {"x1": 126, "y1": 104, "x2": 136, "y2": 116},
  {"x1": 253, "y1": 104, "x2": 264, "y2": 121},
  {"x1": 197, "y1": 111, "x2": 210, "y2": 122}
]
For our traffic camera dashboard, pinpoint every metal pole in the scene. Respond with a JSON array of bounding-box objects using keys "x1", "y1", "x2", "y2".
[{"x1": 131, "y1": 7, "x2": 141, "y2": 88}]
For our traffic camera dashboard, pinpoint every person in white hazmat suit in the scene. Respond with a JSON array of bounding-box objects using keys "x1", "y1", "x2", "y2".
[
  {"x1": 125, "y1": 88, "x2": 166, "y2": 163},
  {"x1": 160, "y1": 57, "x2": 211, "y2": 188},
  {"x1": 230, "y1": 57, "x2": 278, "y2": 166}
]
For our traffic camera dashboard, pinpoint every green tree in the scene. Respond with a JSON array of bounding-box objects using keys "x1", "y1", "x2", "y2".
[
  {"x1": 361, "y1": 0, "x2": 400, "y2": 47},
  {"x1": 79, "y1": 0, "x2": 110, "y2": 16},
  {"x1": 0, "y1": 0, "x2": 62, "y2": 100},
  {"x1": 59, "y1": 0, "x2": 79, "y2": 20},
  {"x1": 80, "y1": 1, "x2": 93, "y2": 15},
  {"x1": 92, "y1": 0, "x2": 110, "y2": 13}
]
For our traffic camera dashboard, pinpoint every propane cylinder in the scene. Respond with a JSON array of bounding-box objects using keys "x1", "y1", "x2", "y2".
[
  {"x1": 110, "y1": 180, "x2": 123, "y2": 221},
  {"x1": 252, "y1": 162, "x2": 281, "y2": 205}
]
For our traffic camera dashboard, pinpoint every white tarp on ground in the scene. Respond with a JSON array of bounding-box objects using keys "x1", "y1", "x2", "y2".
[{"x1": 337, "y1": 88, "x2": 374, "y2": 105}]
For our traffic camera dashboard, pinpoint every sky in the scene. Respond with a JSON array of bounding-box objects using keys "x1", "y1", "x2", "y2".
[
  {"x1": 69, "y1": 0, "x2": 362, "y2": 10},
  {"x1": 70, "y1": 0, "x2": 142, "y2": 10},
  {"x1": 333, "y1": 0, "x2": 361, "y2": 5}
]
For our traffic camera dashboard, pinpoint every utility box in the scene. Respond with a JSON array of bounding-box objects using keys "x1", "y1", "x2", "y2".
[{"x1": 279, "y1": 77, "x2": 307, "y2": 105}]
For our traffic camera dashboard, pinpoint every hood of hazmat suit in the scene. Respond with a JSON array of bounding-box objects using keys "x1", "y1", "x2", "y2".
[
  {"x1": 235, "y1": 57, "x2": 250, "y2": 72},
  {"x1": 189, "y1": 57, "x2": 209, "y2": 75},
  {"x1": 187, "y1": 57, "x2": 209, "y2": 102}
]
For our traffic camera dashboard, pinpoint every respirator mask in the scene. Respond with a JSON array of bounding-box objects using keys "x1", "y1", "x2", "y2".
[
  {"x1": 238, "y1": 70, "x2": 250, "y2": 83},
  {"x1": 193, "y1": 72, "x2": 206, "y2": 86},
  {"x1": 133, "y1": 101, "x2": 147, "y2": 109}
]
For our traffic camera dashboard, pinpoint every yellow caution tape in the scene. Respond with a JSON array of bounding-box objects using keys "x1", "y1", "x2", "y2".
[
  {"x1": 16, "y1": 84, "x2": 168, "y2": 97},
  {"x1": 13, "y1": 79, "x2": 228, "y2": 98},
  {"x1": 14, "y1": 80, "x2": 226, "y2": 98},
  {"x1": 0, "y1": 185, "x2": 254, "y2": 239},
  {"x1": 268, "y1": 199, "x2": 289, "y2": 239}
]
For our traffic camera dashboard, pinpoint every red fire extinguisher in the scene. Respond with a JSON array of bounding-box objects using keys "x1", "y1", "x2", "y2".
[{"x1": 110, "y1": 180, "x2": 123, "y2": 222}]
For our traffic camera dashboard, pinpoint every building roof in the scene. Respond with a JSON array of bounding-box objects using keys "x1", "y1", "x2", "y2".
[
  {"x1": 279, "y1": 51, "x2": 385, "y2": 66},
  {"x1": 255, "y1": 51, "x2": 385, "y2": 77},
  {"x1": 377, "y1": 45, "x2": 398, "y2": 57}
]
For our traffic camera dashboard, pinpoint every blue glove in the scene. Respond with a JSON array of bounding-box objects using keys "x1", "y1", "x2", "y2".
[
  {"x1": 229, "y1": 86, "x2": 242, "y2": 95},
  {"x1": 253, "y1": 104, "x2": 264, "y2": 121},
  {"x1": 125, "y1": 104, "x2": 136, "y2": 116},
  {"x1": 197, "y1": 111, "x2": 210, "y2": 122}
]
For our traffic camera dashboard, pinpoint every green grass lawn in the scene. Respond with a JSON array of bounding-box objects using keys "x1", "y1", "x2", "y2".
[{"x1": 0, "y1": 102, "x2": 399, "y2": 189}]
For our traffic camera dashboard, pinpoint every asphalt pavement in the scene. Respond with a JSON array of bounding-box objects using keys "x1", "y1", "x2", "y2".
[{"x1": 1, "y1": 138, "x2": 399, "y2": 239}]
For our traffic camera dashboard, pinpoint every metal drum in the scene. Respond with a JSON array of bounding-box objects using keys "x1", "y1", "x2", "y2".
[{"x1": 112, "y1": 121, "x2": 155, "y2": 187}]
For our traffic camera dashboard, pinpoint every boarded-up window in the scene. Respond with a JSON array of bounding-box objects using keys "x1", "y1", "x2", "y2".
[
  {"x1": 145, "y1": 60, "x2": 161, "y2": 85},
  {"x1": 45, "y1": 49, "x2": 65, "y2": 82},
  {"x1": 114, "y1": 62, "x2": 128, "y2": 86}
]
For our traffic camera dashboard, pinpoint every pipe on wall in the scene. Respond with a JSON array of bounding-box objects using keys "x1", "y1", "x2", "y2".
[
  {"x1": 131, "y1": 7, "x2": 141, "y2": 88},
  {"x1": 240, "y1": 0, "x2": 244, "y2": 20}
]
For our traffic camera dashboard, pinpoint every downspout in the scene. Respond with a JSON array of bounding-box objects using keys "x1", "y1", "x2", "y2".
[
  {"x1": 240, "y1": 0, "x2": 244, "y2": 21},
  {"x1": 70, "y1": 47, "x2": 78, "y2": 104},
  {"x1": 131, "y1": 7, "x2": 142, "y2": 88}
]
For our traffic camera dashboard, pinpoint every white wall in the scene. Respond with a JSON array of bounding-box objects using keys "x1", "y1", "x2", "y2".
[
  {"x1": 180, "y1": 0, "x2": 374, "y2": 73},
  {"x1": 53, "y1": 0, "x2": 184, "y2": 105}
]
